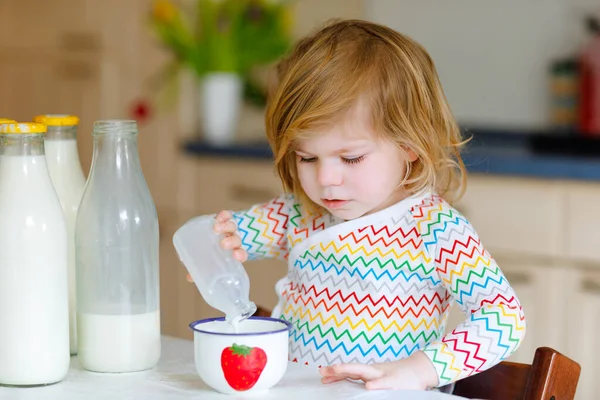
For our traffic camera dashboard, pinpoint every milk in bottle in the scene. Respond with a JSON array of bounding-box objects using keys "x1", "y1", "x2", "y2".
[
  {"x1": 34, "y1": 114, "x2": 86, "y2": 355},
  {"x1": 0, "y1": 122, "x2": 69, "y2": 386},
  {"x1": 76, "y1": 120, "x2": 160, "y2": 373}
]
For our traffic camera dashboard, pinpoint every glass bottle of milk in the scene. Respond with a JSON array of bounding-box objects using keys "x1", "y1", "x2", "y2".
[
  {"x1": 0, "y1": 122, "x2": 70, "y2": 386},
  {"x1": 75, "y1": 120, "x2": 160, "y2": 373},
  {"x1": 34, "y1": 114, "x2": 86, "y2": 356}
]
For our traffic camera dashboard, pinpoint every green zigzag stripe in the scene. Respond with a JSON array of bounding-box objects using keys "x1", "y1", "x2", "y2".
[
  {"x1": 242, "y1": 214, "x2": 270, "y2": 254},
  {"x1": 418, "y1": 209, "x2": 456, "y2": 237},
  {"x1": 424, "y1": 347, "x2": 454, "y2": 384},
  {"x1": 290, "y1": 203, "x2": 303, "y2": 228},
  {"x1": 294, "y1": 320, "x2": 440, "y2": 345},
  {"x1": 301, "y1": 250, "x2": 435, "y2": 274},
  {"x1": 450, "y1": 264, "x2": 501, "y2": 293},
  {"x1": 481, "y1": 307, "x2": 522, "y2": 345}
]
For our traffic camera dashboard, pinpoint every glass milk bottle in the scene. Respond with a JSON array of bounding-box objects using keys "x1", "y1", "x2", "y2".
[
  {"x1": 0, "y1": 122, "x2": 70, "y2": 386},
  {"x1": 34, "y1": 114, "x2": 86, "y2": 355},
  {"x1": 75, "y1": 120, "x2": 160, "y2": 373}
]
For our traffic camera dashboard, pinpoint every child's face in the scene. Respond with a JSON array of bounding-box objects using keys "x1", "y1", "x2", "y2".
[{"x1": 294, "y1": 102, "x2": 416, "y2": 220}]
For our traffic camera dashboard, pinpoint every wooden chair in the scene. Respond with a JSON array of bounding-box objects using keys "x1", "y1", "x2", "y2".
[
  {"x1": 453, "y1": 346, "x2": 581, "y2": 400},
  {"x1": 256, "y1": 306, "x2": 581, "y2": 400},
  {"x1": 255, "y1": 306, "x2": 273, "y2": 318}
]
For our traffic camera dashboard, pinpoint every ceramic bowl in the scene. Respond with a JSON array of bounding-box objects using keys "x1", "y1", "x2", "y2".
[{"x1": 189, "y1": 316, "x2": 292, "y2": 394}]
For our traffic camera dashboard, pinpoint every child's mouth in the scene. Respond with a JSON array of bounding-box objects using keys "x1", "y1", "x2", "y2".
[{"x1": 321, "y1": 199, "x2": 350, "y2": 209}]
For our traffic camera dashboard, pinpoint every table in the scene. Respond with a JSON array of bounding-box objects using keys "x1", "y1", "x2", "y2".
[{"x1": 0, "y1": 336, "x2": 468, "y2": 399}]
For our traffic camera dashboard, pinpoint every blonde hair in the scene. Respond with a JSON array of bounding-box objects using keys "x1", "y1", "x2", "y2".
[{"x1": 265, "y1": 19, "x2": 468, "y2": 212}]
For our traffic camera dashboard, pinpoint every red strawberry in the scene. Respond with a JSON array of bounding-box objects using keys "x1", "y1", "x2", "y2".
[{"x1": 221, "y1": 343, "x2": 268, "y2": 391}]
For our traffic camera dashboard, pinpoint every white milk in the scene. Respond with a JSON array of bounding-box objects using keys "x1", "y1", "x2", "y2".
[
  {"x1": 45, "y1": 139, "x2": 86, "y2": 355},
  {"x1": 227, "y1": 314, "x2": 244, "y2": 333},
  {"x1": 0, "y1": 155, "x2": 70, "y2": 386},
  {"x1": 77, "y1": 310, "x2": 161, "y2": 373}
]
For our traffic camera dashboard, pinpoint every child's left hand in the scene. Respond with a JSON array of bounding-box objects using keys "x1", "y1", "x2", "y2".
[{"x1": 318, "y1": 351, "x2": 439, "y2": 391}]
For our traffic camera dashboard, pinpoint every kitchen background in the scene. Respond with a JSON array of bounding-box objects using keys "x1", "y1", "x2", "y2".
[{"x1": 2, "y1": 0, "x2": 600, "y2": 398}]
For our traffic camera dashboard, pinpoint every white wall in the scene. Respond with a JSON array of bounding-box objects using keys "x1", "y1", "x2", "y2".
[{"x1": 365, "y1": 0, "x2": 599, "y2": 129}]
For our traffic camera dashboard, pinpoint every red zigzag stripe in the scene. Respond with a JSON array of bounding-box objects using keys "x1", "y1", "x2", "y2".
[
  {"x1": 264, "y1": 202, "x2": 288, "y2": 245},
  {"x1": 284, "y1": 291, "x2": 450, "y2": 319},
  {"x1": 338, "y1": 226, "x2": 422, "y2": 249},
  {"x1": 437, "y1": 237, "x2": 485, "y2": 273},
  {"x1": 442, "y1": 329, "x2": 487, "y2": 372}
]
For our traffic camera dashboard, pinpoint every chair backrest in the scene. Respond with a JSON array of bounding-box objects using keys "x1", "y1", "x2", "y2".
[
  {"x1": 256, "y1": 306, "x2": 581, "y2": 399},
  {"x1": 255, "y1": 306, "x2": 272, "y2": 318},
  {"x1": 453, "y1": 347, "x2": 581, "y2": 400}
]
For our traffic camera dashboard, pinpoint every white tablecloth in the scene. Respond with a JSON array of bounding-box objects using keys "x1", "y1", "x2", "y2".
[{"x1": 0, "y1": 336, "x2": 468, "y2": 399}]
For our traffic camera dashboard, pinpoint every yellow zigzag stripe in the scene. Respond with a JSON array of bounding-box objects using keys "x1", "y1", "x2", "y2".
[
  {"x1": 289, "y1": 234, "x2": 304, "y2": 247},
  {"x1": 284, "y1": 304, "x2": 440, "y2": 332},
  {"x1": 255, "y1": 216, "x2": 276, "y2": 246},
  {"x1": 444, "y1": 256, "x2": 492, "y2": 285},
  {"x1": 417, "y1": 203, "x2": 444, "y2": 231},
  {"x1": 319, "y1": 241, "x2": 430, "y2": 263},
  {"x1": 498, "y1": 304, "x2": 526, "y2": 332},
  {"x1": 438, "y1": 342, "x2": 462, "y2": 376}
]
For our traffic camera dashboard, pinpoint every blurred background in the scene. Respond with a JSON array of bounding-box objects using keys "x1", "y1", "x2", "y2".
[{"x1": 1, "y1": 1, "x2": 600, "y2": 398}]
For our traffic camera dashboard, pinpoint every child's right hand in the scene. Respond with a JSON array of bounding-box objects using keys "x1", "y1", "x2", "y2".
[{"x1": 185, "y1": 210, "x2": 248, "y2": 283}]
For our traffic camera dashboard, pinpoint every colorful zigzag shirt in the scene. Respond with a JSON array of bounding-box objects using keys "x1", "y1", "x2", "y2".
[{"x1": 232, "y1": 191, "x2": 526, "y2": 387}]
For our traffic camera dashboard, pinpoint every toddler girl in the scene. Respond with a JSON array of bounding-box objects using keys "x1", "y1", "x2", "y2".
[{"x1": 199, "y1": 19, "x2": 525, "y2": 391}]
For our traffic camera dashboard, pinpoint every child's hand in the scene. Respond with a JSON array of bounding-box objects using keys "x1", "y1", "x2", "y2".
[
  {"x1": 318, "y1": 351, "x2": 438, "y2": 391},
  {"x1": 185, "y1": 211, "x2": 248, "y2": 283},
  {"x1": 213, "y1": 210, "x2": 248, "y2": 262}
]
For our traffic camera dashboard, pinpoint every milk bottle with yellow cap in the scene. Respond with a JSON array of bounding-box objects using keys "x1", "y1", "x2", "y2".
[
  {"x1": 0, "y1": 122, "x2": 69, "y2": 386},
  {"x1": 33, "y1": 114, "x2": 86, "y2": 355}
]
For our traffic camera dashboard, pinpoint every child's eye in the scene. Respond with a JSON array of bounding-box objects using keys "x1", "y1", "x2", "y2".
[
  {"x1": 342, "y1": 155, "x2": 364, "y2": 164},
  {"x1": 299, "y1": 156, "x2": 317, "y2": 163}
]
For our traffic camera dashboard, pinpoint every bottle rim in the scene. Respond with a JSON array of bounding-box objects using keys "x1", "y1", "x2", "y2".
[
  {"x1": 93, "y1": 120, "x2": 138, "y2": 136},
  {"x1": 0, "y1": 122, "x2": 47, "y2": 134}
]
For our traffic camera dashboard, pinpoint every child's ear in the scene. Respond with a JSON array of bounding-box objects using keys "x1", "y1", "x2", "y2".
[{"x1": 403, "y1": 147, "x2": 418, "y2": 162}]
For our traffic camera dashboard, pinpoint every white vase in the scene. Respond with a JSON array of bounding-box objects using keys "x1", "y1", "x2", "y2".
[{"x1": 200, "y1": 73, "x2": 243, "y2": 146}]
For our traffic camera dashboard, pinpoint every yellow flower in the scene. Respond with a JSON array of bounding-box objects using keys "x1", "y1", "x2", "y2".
[
  {"x1": 282, "y1": 7, "x2": 293, "y2": 33},
  {"x1": 152, "y1": 0, "x2": 177, "y2": 23}
]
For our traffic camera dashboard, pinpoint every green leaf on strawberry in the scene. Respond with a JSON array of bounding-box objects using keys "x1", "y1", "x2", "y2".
[{"x1": 221, "y1": 343, "x2": 268, "y2": 391}]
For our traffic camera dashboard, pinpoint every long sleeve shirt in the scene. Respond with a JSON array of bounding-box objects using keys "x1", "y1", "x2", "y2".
[{"x1": 231, "y1": 191, "x2": 526, "y2": 387}]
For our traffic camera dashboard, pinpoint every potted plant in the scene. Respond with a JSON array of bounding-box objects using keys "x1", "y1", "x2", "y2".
[{"x1": 150, "y1": 0, "x2": 293, "y2": 145}]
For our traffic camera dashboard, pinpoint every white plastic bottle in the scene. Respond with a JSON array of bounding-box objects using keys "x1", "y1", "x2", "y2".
[
  {"x1": 34, "y1": 114, "x2": 86, "y2": 355},
  {"x1": 76, "y1": 120, "x2": 160, "y2": 373},
  {"x1": 173, "y1": 215, "x2": 257, "y2": 324},
  {"x1": 0, "y1": 122, "x2": 70, "y2": 386}
]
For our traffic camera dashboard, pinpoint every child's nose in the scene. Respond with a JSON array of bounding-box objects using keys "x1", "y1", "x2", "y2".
[{"x1": 317, "y1": 164, "x2": 343, "y2": 187}]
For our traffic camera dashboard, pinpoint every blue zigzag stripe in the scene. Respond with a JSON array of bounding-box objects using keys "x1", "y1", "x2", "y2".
[
  {"x1": 233, "y1": 214, "x2": 268, "y2": 260},
  {"x1": 421, "y1": 214, "x2": 470, "y2": 253},
  {"x1": 289, "y1": 330, "x2": 429, "y2": 358},
  {"x1": 294, "y1": 258, "x2": 441, "y2": 285},
  {"x1": 455, "y1": 274, "x2": 506, "y2": 305},
  {"x1": 470, "y1": 312, "x2": 512, "y2": 360}
]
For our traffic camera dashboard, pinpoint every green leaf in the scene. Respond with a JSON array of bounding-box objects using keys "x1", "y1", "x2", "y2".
[
  {"x1": 243, "y1": 76, "x2": 267, "y2": 107},
  {"x1": 148, "y1": 0, "x2": 294, "y2": 107},
  {"x1": 231, "y1": 343, "x2": 252, "y2": 357}
]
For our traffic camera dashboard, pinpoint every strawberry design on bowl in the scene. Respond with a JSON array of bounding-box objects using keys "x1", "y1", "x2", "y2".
[
  {"x1": 190, "y1": 316, "x2": 291, "y2": 394},
  {"x1": 221, "y1": 343, "x2": 267, "y2": 391}
]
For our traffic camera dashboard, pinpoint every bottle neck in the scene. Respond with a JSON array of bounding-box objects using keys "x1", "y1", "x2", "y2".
[
  {"x1": 90, "y1": 120, "x2": 141, "y2": 173},
  {"x1": 92, "y1": 133, "x2": 140, "y2": 168},
  {"x1": 225, "y1": 301, "x2": 257, "y2": 324},
  {"x1": 45, "y1": 126, "x2": 83, "y2": 171},
  {"x1": 46, "y1": 125, "x2": 77, "y2": 141},
  {"x1": 0, "y1": 134, "x2": 45, "y2": 157}
]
